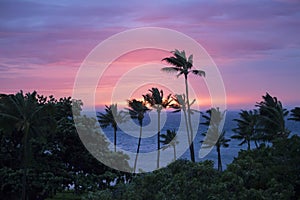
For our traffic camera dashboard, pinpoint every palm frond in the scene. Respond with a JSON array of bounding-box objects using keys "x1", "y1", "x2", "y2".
[
  {"x1": 176, "y1": 71, "x2": 184, "y2": 78},
  {"x1": 188, "y1": 54, "x2": 193, "y2": 65},
  {"x1": 189, "y1": 99, "x2": 196, "y2": 107},
  {"x1": 173, "y1": 49, "x2": 187, "y2": 61},
  {"x1": 162, "y1": 57, "x2": 183, "y2": 68},
  {"x1": 161, "y1": 67, "x2": 181, "y2": 74},
  {"x1": 192, "y1": 70, "x2": 205, "y2": 77},
  {"x1": 160, "y1": 129, "x2": 178, "y2": 148},
  {"x1": 289, "y1": 107, "x2": 300, "y2": 121}
]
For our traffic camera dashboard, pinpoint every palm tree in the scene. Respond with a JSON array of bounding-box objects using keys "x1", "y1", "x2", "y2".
[
  {"x1": 256, "y1": 93, "x2": 290, "y2": 141},
  {"x1": 97, "y1": 104, "x2": 127, "y2": 152},
  {"x1": 143, "y1": 88, "x2": 172, "y2": 169},
  {"x1": 289, "y1": 107, "x2": 300, "y2": 121},
  {"x1": 162, "y1": 49, "x2": 205, "y2": 162},
  {"x1": 160, "y1": 129, "x2": 179, "y2": 161},
  {"x1": 126, "y1": 99, "x2": 150, "y2": 173},
  {"x1": 170, "y1": 94, "x2": 196, "y2": 161},
  {"x1": 232, "y1": 110, "x2": 260, "y2": 150},
  {"x1": 200, "y1": 108, "x2": 230, "y2": 171},
  {"x1": 0, "y1": 91, "x2": 54, "y2": 200}
]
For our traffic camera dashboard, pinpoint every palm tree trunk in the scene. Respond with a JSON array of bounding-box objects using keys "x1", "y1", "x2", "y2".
[
  {"x1": 247, "y1": 140, "x2": 250, "y2": 151},
  {"x1": 183, "y1": 109, "x2": 192, "y2": 159},
  {"x1": 173, "y1": 145, "x2": 176, "y2": 161},
  {"x1": 217, "y1": 146, "x2": 222, "y2": 172},
  {"x1": 22, "y1": 126, "x2": 29, "y2": 200},
  {"x1": 134, "y1": 122, "x2": 143, "y2": 173},
  {"x1": 184, "y1": 75, "x2": 195, "y2": 162},
  {"x1": 22, "y1": 153, "x2": 28, "y2": 200},
  {"x1": 157, "y1": 110, "x2": 161, "y2": 169},
  {"x1": 113, "y1": 125, "x2": 117, "y2": 152}
]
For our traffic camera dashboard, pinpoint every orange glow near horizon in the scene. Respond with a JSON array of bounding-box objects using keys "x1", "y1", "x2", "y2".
[
  {"x1": 95, "y1": 49, "x2": 177, "y2": 108},
  {"x1": 94, "y1": 96, "x2": 256, "y2": 111},
  {"x1": 81, "y1": 48, "x2": 257, "y2": 111},
  {"x1": 1, "y1": 1, "x2": 299, "y2": 114}
]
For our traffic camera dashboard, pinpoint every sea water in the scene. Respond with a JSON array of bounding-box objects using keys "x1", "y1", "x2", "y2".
[{"x1": 93, "y1": 110, "x2": 300, "y2": 170}]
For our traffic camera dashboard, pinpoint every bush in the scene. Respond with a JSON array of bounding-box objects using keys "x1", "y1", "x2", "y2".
[{"x1": 83, "y1": 136, "x2": 300, "y2": 200}]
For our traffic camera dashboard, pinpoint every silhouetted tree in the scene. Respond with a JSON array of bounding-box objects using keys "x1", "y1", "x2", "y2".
[
  {"x1": 126, "y1": 99, "x2": 150, "y2": 173},
  {"x1": 160, "y1": 129, "x2": 179, "y2": 161},
  {"x1": 256, "y1": 93, "x2": 290, "y2": 142},
  {"x1": 98, "y1": 104, "x2": 127, "y2": 152},
  {"x1": 162, "y1": 49, "x2": 205, "y2": 162},
  {"x1": 232, "y1": 109, "x2": 260, "y2": 150},
  {"x1": 289, "y1": 107, "x2": 300, "y2": 122},
  {"x1": 170, "y1": 94, "x2": 197, "y2": 162},
  {"x1": 201, "y1": 108, "x2": 230, "y2": 171},
  {"x1": 0, "y1": 91, "x2": 55, "y2": 200},
  {"x1": 143, "y1": 88, "x2": 172, "y2": 169}
]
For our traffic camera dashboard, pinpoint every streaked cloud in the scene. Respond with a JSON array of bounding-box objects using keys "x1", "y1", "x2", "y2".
[{"x1": 0, "y1": 0, "x2": 299, "y2": 108}]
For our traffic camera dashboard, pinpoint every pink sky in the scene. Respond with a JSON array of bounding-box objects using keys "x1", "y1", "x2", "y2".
[{"x1": 1, "y1": 0, "x2": 300, "y2": 110}]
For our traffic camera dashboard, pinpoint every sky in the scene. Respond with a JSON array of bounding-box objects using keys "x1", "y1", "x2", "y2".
[{"x1": 1, "y1": 0, "x2": 300, "y2": 110}]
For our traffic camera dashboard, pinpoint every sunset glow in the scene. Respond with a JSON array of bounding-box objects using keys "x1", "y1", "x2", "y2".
[{"x1": 1, "y1": 0, "x2": 300, "y2": 109}]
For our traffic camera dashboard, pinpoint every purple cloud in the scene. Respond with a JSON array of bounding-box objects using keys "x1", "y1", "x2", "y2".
[{"x1": 0, "y1": 0, "x2": 299, "y2": 108}]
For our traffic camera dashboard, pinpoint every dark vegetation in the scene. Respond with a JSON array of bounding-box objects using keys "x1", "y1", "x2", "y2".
[
  {"x1": 84, "y1": 136, "x2": 300, "y2": 200},
  {"x1": 0, "y1": 92, "x2": 131, "y2": 200},
  {"x1": 83, "y1": 92, "x2": 300, "y2": 200}
]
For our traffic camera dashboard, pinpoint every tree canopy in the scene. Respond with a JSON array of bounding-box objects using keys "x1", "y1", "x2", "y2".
[{"x1": 0, "y1": 91, "x2": 131, "y2": 199}]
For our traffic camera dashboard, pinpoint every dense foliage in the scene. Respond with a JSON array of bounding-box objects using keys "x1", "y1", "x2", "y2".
[
  {"x1": 1, "y1": 89, "x2": 299, "y2": 200},
  {"x1": 0, "y1": 91, "x2": 131, "y2": 200},
  {"x1": 84, "y1": 135, "x2": 300, "y2": 200}
]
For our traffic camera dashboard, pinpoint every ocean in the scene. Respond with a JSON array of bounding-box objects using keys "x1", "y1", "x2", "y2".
[{"x1": 92, "y1": 110, "x2": 300, "y2": 171}]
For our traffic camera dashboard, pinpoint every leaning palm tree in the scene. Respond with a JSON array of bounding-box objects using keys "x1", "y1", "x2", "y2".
[
  {"x1": 143, "y1": 88, "x2": 172, "y2": 169},
  {"x1": 232, "y1": 109, "x2": 260, "y2": 150},
  {"x1": 126, "y1": 99, "x2": 150, "y2": 173},
  {"x1": 0, "y1": 91, "x2": 54, "y2": 200},
  {"x1": 162, "y1": 49, "x2": 205, "y2": 162},
  {"x1": 170, "y1": 94, "x2": 197, "y2": 161},
  {"x1": 200, "y1": 108, "x2": 230, "y2": 171},
  {"x1": 289, "y1": 107, "x2": 300, "y2": 122},
  {"x1": 97, "y1": 104, "x2": 127, "y2": 152},
  {"x1": 160, "y1": 129, "x2": 179, "y2": 161},
  {"x1": 256, "y1": 93, "x2": 290, "y2": 142}
]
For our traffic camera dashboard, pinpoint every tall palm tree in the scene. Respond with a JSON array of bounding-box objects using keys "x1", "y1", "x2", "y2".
[
  {"x1": 143, "y1": 88, "x2": 172, "y2": 169},
  {"x1": 170, "y1": 94, "x2": 196, "y2": 161},
  {"x1": 160, "y1": 129, "x2": 179, "y2": 161},
  {"x1": 97, "y1": 104, "x2": 127, "y2": 152},
  {"x1": 200, "y1": 108, "x2": 230, "y2": 171},
  {"x1": 0, "y1": 91, "x2": 54, "y2": 200},
  {"x1": 289, "y1": 107, "x2": 300, "y2": 121},
  {"x1": 126, "y1": 99, "x2": 150, "y2": 173},
  {"x1": 232, "y1": 109, "x2": 259, "y2": 150},
  {"x1": 256, "y1": 93, "x2": 290, "y2": 142},
  {"x1": 162, "y1": 49, "x2": 205, "y2": 162}
]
